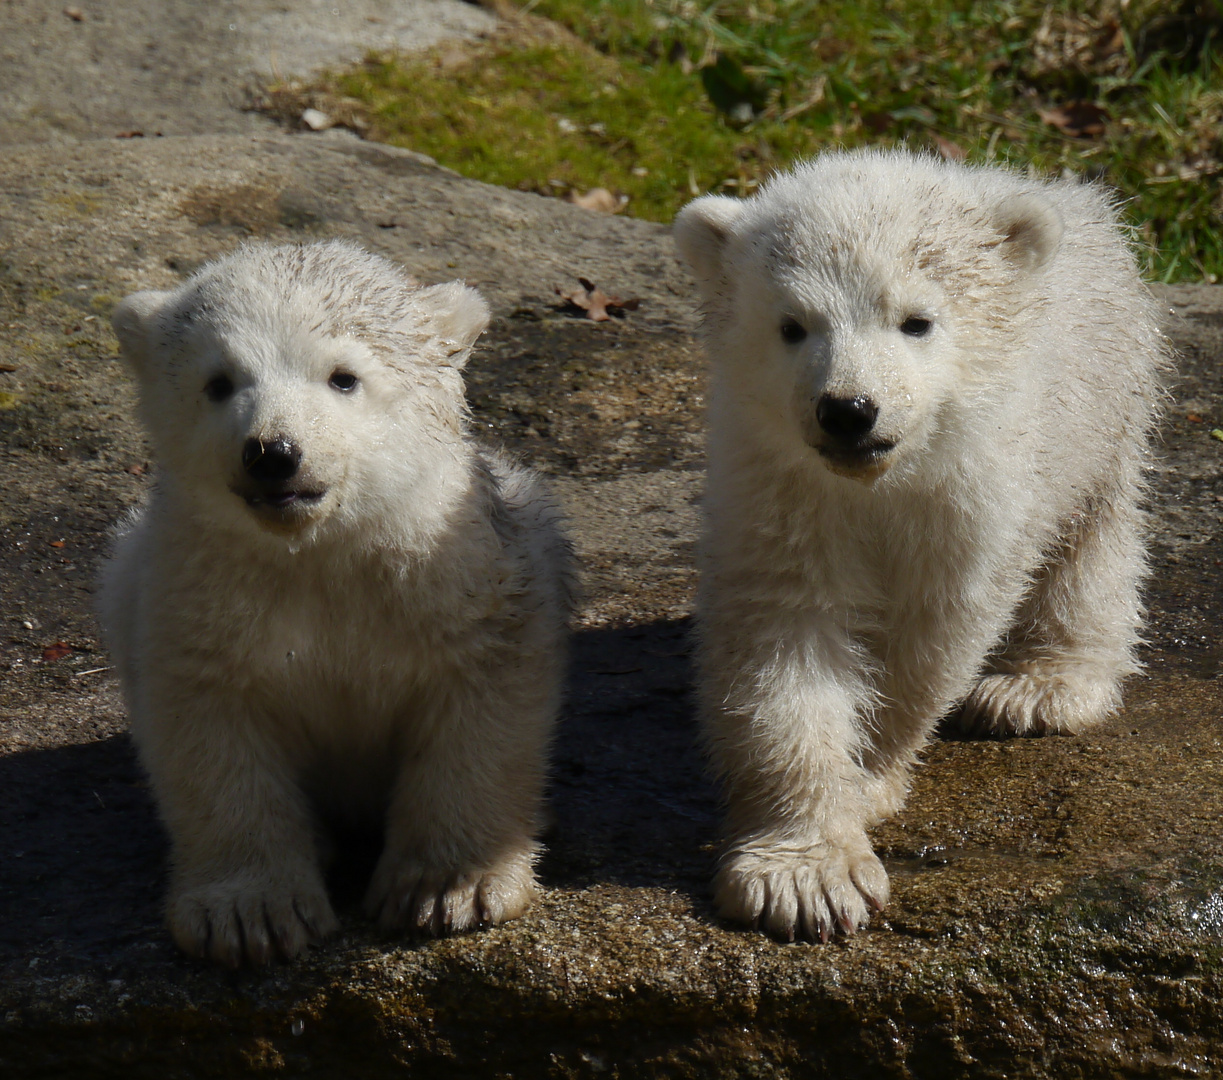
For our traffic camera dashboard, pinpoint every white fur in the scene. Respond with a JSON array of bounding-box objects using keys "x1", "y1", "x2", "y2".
[
  {"x1": 101, "y1": 241, "x2": 573, "y2": 966},
  {"x1": 674, "y1": 150, "x2": 1167, "y2": 942}
]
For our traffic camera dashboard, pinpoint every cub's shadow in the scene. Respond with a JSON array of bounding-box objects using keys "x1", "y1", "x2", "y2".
[
  {"x1": 539, "y1": 618, "x2": 719, "y2": 892},
  {"x1": 0, "y1": 619, "x2": 717, "y2": 967}
]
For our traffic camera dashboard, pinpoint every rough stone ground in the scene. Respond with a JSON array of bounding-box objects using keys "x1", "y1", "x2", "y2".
[
  {"x1": 1, "y1": 4, "x2": 1221, "y2": 1078},
  {"x1": 0, "y1": 0, "x2": 496, "y2": 145}
]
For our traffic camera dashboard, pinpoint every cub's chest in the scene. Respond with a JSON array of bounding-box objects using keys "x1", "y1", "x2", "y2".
[
  {"x1": 173, "y1": 570, "x2": 429, "y2": 696},
  {"x1": 261, "y1": 583, "x2": 426, "y2": 670}
]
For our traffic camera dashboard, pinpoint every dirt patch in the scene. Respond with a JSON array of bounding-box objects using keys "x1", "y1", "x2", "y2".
[{"x1": 468, "y1": 314, "x2": 704, "y2": 479}]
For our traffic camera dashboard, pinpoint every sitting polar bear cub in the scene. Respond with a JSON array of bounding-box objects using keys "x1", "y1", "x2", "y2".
[
  {"x1": 101, "y1": 241, "x2": 572, "y2": 966},
  {"x1": 674, "y1": 150, "x2": 1166, "y2": 942}
]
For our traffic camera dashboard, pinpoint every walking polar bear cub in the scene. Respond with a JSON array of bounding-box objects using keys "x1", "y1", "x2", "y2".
[
  {"x1": 102, "y1": 241, "x2": 572, "y2": 967},
  {"x1": 674, "y1": 149, "x2": 1166, "y2": 942}
]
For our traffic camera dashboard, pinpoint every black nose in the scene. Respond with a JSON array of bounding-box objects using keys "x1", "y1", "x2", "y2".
[
  {"x1": 815, "y1": 395, "x2": 879, "y2": 443},
  {"x1": 242, "y1": 436, "x2": 300, "y2": 483}
]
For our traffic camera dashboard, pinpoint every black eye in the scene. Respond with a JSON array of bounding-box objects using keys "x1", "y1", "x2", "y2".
[
  {"x1": 780, "y1": 319, "x2": 808, "y2": 344},
  {"x1": 328, "y1": 371, "x2": 359, "y2": 393},
  {"x1": 900, "y1": 316, "x2": 932, "y2": 337},
  {"x1": 204, "y1": 374, "x2": 234, "y2": 402}
]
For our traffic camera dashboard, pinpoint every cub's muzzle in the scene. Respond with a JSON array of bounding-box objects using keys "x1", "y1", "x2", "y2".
[
  {"x1": 233, "y1": 435, "x2": 326, "y2": 517},
  {"x1": 810, "y1": 394, "x2": 896, "y2": 479}
]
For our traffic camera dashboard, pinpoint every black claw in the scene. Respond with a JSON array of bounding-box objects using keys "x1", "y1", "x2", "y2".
[
  {"x1": 229, "y1": 903, "x2": 248, "y2": 969},
  {"x1": 195, "y1": 918, "x2": 213, "y2": 962},
  {"x1": 291, "y1": 898, "x2": 315, "y2": 942},
  {"x1": 264, "y1": 901, "x2": 285, "y2": 960}
]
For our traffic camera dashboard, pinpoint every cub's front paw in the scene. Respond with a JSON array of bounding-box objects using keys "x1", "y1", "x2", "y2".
[
  {"x1": 959, "y1": 668, "x2": 1119, "y2": 737},
  {"x1": 364, "y1": 845, "x2": 538, "y2": 937},
  {"x1": 715, "y1": 839, "x2": 889, "y2": 943},
  {"x1": 168, "y1": 872, "x2": 338, "y2": 968}
]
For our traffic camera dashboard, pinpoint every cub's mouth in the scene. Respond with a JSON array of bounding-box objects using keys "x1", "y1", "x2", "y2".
[
  {"x1": 239, "y1": 488, "x2": 327, "y2": 510},
  {"x1": 231, "y1": 484, "x2": 329, "y2": 530},
  {"x1": 815, "y1": 440, "x2": 897, "y2": 481}
]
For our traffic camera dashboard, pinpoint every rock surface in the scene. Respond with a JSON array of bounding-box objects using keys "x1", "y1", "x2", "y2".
[
  {"x1": 1, "y1": 4, "x2": 1221, "y2": 1078},
  {"x1": 0, "y1": 0, "x2": 495, "y2": 145}
]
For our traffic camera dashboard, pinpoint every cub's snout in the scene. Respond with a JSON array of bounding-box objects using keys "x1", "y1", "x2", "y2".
[
  {"x1": 234, "y1": 434, "x2": 327, "y2": 520},
  {"x1": 805, "y1": 392, "x2": 896, "y2": 479}
]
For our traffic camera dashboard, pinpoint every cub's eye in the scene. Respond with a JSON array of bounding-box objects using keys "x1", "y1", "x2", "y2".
[
  {"x1": 328, "y1": 371, "x2": 359, "y2": 393},
  {"x1": 204, "y1": 374, "x2": 234, "y2": 403},
  {"x1": 780, "y1": 319, "x2": 808, "y2": 344},
  {"x1": 900, "y1": 315, "x2": 932, "y2": 337}
]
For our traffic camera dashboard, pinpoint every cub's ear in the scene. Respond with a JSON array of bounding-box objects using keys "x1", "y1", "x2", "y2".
[
  {"x1": 111, "y1": 290, "x2": 171, "y2": 376},
  {"x1": 417, "y1": 281, "x2": 490, "y2": 368},
  {"x1": 993, "y1": 192, "x2": 1063, "y2": 273},
  {"x1": 673, "y1": 195, "x2": 746, "y2": 296}
]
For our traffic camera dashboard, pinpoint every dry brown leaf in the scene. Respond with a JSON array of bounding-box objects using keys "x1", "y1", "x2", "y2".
[
  {"x1": 933, "y1": 136, "x2": 967, "y2": 161},
  {"x1": 42, "y1": 642, "x2": 72, "y2": 662},
  {"x1": 1038, "y1": 101, "x2": 1108, "y2": 139},
  {"x1": 555, "y1": 278, "x2": 641, "y2": 322}
]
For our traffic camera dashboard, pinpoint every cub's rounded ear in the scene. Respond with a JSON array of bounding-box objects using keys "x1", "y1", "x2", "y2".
[
  {"x1": 673, "y1": 195, "x2": 746, "y2": 296},
  {"x1": 993, "y1": 192, "x2": 1063, "y2": 274},
  {"x1": 111, "y1": 290, "x2": 171, "y2": 374},
  {"x1": 417, "y1": 281, "x2": 490, "y2": 368}
]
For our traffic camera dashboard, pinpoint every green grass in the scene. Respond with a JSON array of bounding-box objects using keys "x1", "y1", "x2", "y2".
[{"x1": 282, "y1": 1, "x2": 1223, "y2": 282}]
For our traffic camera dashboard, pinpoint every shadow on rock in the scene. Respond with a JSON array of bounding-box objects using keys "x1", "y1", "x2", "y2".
[
  {"x1": 0, "y1": 735, "x2": 165, "y2": 972},
  {"x1": 0, "y1": 618, "x2": 719, "y2": 971},
  {"x1": 542, "y1": 617, "x2": 719, "y2": 894}
]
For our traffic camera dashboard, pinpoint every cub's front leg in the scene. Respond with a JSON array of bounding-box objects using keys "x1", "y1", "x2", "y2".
[
  {"x1": 364, "y1": 662, "x2": 557, "y2": 937},
  {"x1": 134, "y1": 685, "x2": 338, "y2": 968},
  {"x1": 700, "y1": 618, "x2": 900, "y2": 942}
]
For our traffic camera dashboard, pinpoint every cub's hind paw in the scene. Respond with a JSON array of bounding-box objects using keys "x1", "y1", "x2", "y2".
[
  {"x1": 959, "y1": 668, "x2": 1122, "y2": 737},
  {"x1": 715, "y1": 840, "x2": 890, "y2": 943}
]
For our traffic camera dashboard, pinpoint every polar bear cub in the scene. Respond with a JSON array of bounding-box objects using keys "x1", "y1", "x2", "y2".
[
  {"x1": 101, "y1": 241, "x2": 572, "y2": 966},
  {"x1": 674, "y1": 150, "x2": 1166, "y2": 942}
]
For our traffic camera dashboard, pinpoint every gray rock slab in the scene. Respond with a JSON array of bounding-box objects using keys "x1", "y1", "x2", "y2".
[
  {"x1": 0, "y1": 0, "x2": 495, "y2": 145},
  {"x1": 1, "y1": 130, "x2": 1221, "y2": 1077}
]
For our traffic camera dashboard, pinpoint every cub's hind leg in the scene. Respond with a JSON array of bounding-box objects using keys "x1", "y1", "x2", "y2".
[{"x1": 960, "y1": 498, "x2": 1146, "y2": 737}]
